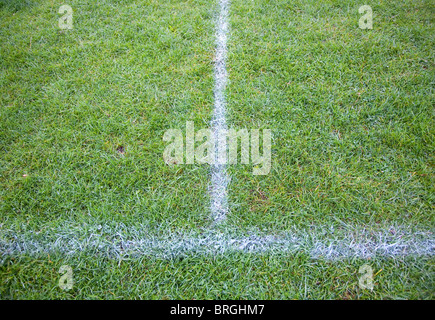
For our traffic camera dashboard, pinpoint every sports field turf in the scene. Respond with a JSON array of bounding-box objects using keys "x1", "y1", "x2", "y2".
[{"x1": 0, "y1": 0, "x2": 434, "y2": 299}]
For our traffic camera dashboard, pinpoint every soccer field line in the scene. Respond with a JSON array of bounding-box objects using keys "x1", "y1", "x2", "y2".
[
  {"x1": 210, "y1": 0, "x2": 230, "y2": 223},
  {"x1": 1, "y1": 223, "x2": 434, "y2": 261},
  {"x1": 1, "y1": 2, "x2": 434, "y2": 264}
]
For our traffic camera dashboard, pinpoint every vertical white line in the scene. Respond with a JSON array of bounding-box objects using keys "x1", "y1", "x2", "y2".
[{"x1": 211, "y1": 0, "x2": 230, "y2": 222}]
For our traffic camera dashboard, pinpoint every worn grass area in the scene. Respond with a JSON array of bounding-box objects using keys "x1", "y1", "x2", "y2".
[{"x1": 0, "y1": 0, "x2": 434, "y2": 299}]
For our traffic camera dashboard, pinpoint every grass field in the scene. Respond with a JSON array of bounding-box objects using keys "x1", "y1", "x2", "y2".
[{"x1": 0, "y1": 0, "x2": 434, "y2": 299}]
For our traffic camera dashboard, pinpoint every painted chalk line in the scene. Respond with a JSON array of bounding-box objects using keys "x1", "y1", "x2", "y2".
[
  {"x1": 210, "y1": 0, "x2": 230, "y2": 223},
  {"x1": 1, "y1": 222, "x2": 433, "y2": 261}
]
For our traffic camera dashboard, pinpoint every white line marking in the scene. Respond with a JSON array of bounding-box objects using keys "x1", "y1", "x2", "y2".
[
  {"x1": 210, "y1": 0, "x2": 230, "y2": 222},
  {"x1": 1, "y1": 224, "x2": 433, "y2": 260},
  {"x1": 2, "y1": 2, "x2": 433, "y2": 264}
]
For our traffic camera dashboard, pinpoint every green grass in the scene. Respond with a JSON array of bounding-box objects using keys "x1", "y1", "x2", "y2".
[
  {"x1": 0, "y1": 0, "x2": 216, "y2": 231},
  {"x1": 1, "y1": 0, "x2": 434, "y2": 299},
  {"x1": 227, "y1": 0, "x2": 434, "y2": 231},
  {"x1": 1, "y1": 253, "x2": 433, "y2": 299}
]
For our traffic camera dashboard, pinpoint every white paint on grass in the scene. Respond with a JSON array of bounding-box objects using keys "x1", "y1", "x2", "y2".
[
  {"x1": 210, "y1": 0, "x2": 230, "y2": 222},
  {"x1": 1, "y1": 223, "x2": 433, "y2": 261},
  {"x1": 2, "y1": 1, "x2": 433, "y2": 265}
]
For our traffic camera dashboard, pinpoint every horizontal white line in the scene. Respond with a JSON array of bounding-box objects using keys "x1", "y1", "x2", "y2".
[{"x1": 1, "y1": 223, "x2": 433, "y2": 261}]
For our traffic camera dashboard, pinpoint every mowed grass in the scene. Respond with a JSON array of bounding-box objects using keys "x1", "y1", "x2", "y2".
[
  {"x1": 0, "y1": 0, "x2": 216, "y2": 231},
  {"x1": 226, "y1": 0, "x2": 434, "y2": 232},
  {"x1": 0, "y1": 0, "x2": 434, "y2": 299},
  {"x1": 1, "y1": 252, "x2": 433, "y2": 299}
]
